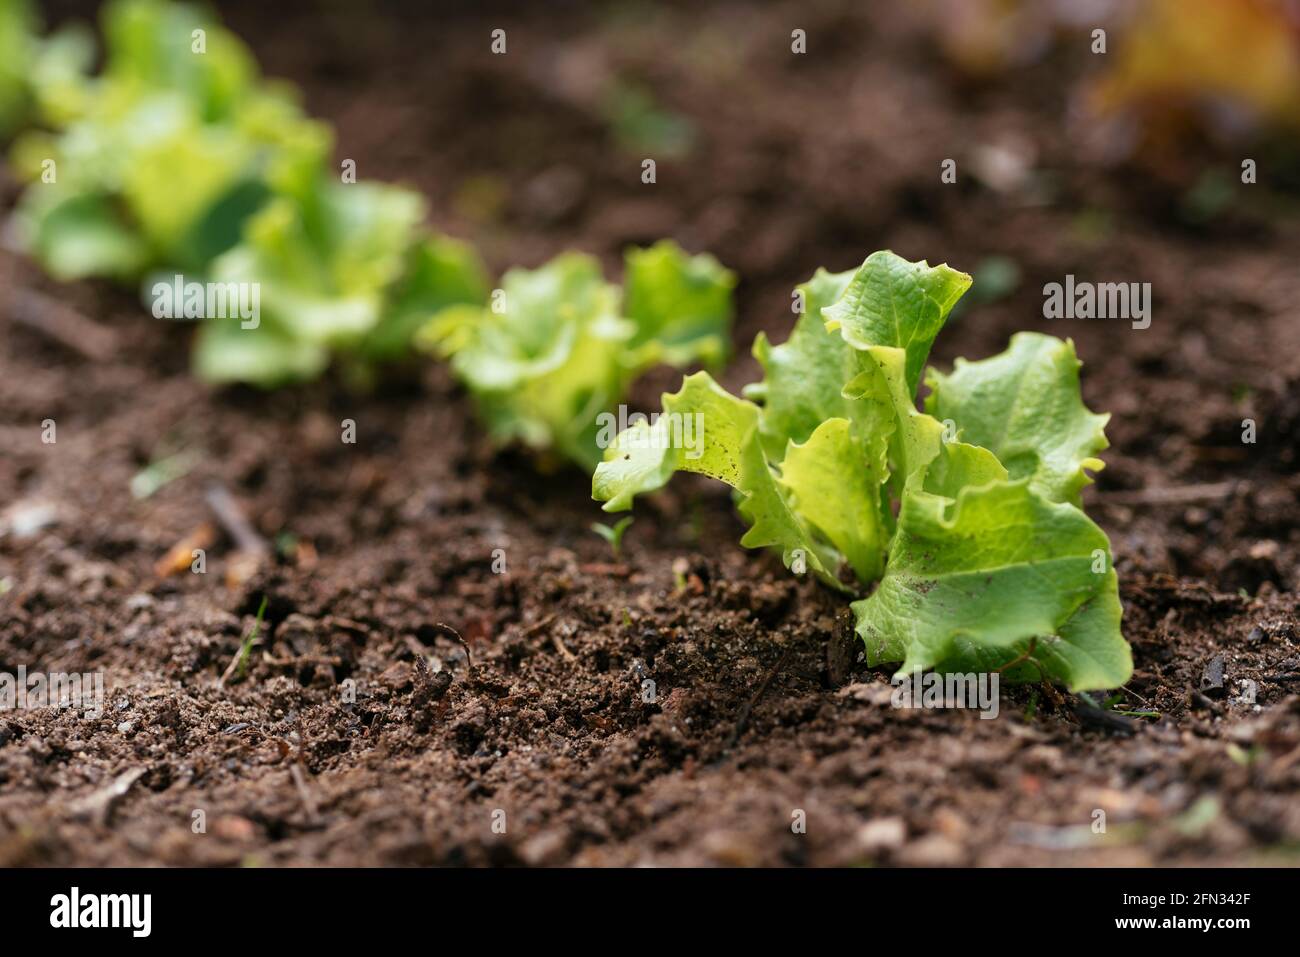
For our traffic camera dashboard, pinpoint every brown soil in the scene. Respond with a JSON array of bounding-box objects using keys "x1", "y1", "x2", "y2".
[{"x1": 1, "y1": 1, "x2": 1298, "y2": 867}]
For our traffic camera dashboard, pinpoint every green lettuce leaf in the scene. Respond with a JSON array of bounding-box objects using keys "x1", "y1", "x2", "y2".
[
  {"x1": 100, "y1": 0, "x2": 257, "y2": 115},
  {"x1": 778, "y1": 416, "x2": 889, "y2": 583},
  {"x1": 820, "y1": 252, "x2": 972, "y2": 499},
  {"x1": 924, "y1": 331, "x2": 1110, "y2": 506},
  {"x1": 16, "y1": 190, "x2": 150, "y2": 281},
  {"x1": 593, "y1": 372, "x2": 845, "y2": 588},
  {"x1": 0, "y1": 0, "x2": 88, "y2": 134},
  {"x1": 420, "y1": 252, "x2": 628, "y2": 465},
  {"x1": 623, "y1": 240, "x2": 735, "y2": 367},
  {"x1": 423, "y1": 243, "x2": 734, "y2": 470},
  {"x1": 192, "y1": 313, "x2": 327, "y2": 386},
  {"x1": 823, "y1": 250, "x2": 972, "y2": 394},
  {"x1": 25, "y1": 22, "x2": 96, "y2": 127},
  {"x1": 851, "y1": 477, "x2": 1131, "y2": 692},
  {"x1": 745, "y1": 267, "x2": 859, "y2": 460},
  {"x1": 360, "y1": 235, "x2": 490, "y2": 362},
  {"x1": 0, "y1": 0, "x2": 40, "y2": 137},
  {"x1": 842, "y1": 344, "x2": 946, "y2": 494},
  {"x1": 195, "y1": 176, "x2": 486, "y2": 387}
]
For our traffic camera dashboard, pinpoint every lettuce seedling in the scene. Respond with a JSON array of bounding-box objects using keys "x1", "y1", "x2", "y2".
[
  {"x1": 9, "y1": 0, "x2": 325, "y2": 281},
  {"x1": 193, "y1": 153, "x2": 489, "y2": 387},
  {"x1": 1, "y1": 0, "x2": 95, "y2": 141},
  {"x1": 591, "y1": 516, "x2": 634, "y2": 560},
  {"x1": 7, "y1": 0, "x2": 487, "y2": 386},
  {"x1": 593, "y1": 250, "x2": 1131, "y2": 692},
  {"x1": 419, "y1": 240, "x2": 734, "y2": 469}
]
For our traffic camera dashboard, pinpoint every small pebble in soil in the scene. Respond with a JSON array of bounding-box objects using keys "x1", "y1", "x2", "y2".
[
  {"x1": 1200, "y1": 654, "x2": 1227, "y2": 698},
  {"x1": 856, "y1": 817, "x2": 907, "y2": 853},
  {"x1": 897, "y1": 834, "x2": 964, "y2": 867}
]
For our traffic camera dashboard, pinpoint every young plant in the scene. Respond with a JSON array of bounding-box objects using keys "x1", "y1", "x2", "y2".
[
  {"x1": 590, "y1": 516, "x2": 634, "y2": 560},
  {"x1": 593, "y1": 250, "x2": 1132, "y2": 692},
  {"x1": 7, "y1": 0, "x2": 488, "y2": 385},
  {"x1": 193, "y1": 155, "x2": 489, "y2": 387},
  {"x1": 10, "y1": 0, "x2": 324, "y2": 281},
  {"x1": 419, "y1": 240, "x2": 735, "y2": 469},
  {"x1": 225, "y1": 594, "x2": 267, "y2": 686}
]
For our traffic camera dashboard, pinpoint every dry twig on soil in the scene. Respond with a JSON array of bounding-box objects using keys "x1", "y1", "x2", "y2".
[{"x1": 5, "y1": 286, "x2": 118, "y2": 361}]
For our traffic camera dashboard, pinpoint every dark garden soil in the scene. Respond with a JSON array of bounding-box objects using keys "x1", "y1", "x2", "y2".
[{"x1": 1, "y1": 1, "x2": 1298, "y2": 866}]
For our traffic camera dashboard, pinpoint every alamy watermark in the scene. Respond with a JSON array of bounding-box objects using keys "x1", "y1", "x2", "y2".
[
  {"x1": 50, "y1": 887, "x2": 151, "y2": 937},
  {"x1": 0, "y1": 666, "x2": 105, "y2": 719},
  {"x1": 1043, "y1": 275, "x2": 1151, "y2": 330},
  {"x1": 891, "y1": 670, "x2": 1000, "y2": 720},
  {"x1": 595, "y1": 405, "x2": 704, "y2": 459},
  {"x1": 151, "y1": 274, "x2": 261, "y2": 329}
]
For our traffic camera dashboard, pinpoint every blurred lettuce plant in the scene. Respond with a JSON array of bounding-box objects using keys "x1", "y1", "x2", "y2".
[
  {"x1": 10, "y1": 0, "x2": 326, "y2": 280},
  {"x1": 195, "y1": 156, "x2": 488, "y2": 387},
  {"x1": 419, "y1": 240, "x2": 734, "y2": 469},
  {"x1": 7, "y1": 0, "x2": 489, "y2": 386}
]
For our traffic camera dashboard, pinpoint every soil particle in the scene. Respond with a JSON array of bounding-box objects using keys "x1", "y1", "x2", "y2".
[{"x1": 1201, "y1": 654, "x2": 1227, "y2": 698}]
